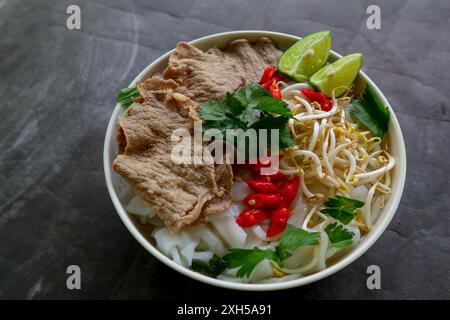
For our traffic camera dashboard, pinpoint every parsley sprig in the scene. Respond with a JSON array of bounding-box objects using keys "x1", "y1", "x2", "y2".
[
  {"x1": 324, "y1": 223, "x2": 355, "y2": 248},
  {"x1": 223, "y1": 248, "x2": 278, "y2": 278},
  {"x1": 320, "y1": 195, "x2": 364, "y2": 225},
  {"x1": 320, "y1": 195, "x2": 363, "y2": 248},
  {"x1": 199, "y1": 83, "x2": 296, "y2": 152},
  {"x1": 193, "y1": 225, "x2": 320, "y2": 279},
  {"x1": 191, "y1": 255, "x2": 227, "y2": 277}
]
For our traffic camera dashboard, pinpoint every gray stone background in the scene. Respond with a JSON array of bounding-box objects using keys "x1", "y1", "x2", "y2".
[{"x1": 0, "y1": 0, "x2": 449, "y2": 299}]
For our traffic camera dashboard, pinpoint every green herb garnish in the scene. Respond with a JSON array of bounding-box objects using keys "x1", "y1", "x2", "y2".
[
  {"x1": 350, "y1": 84, "x2": 390, "y2": 138},
  {"x1": 320, "y1": 195, "x2": 364, "y2": 225},
  {"x1": 253, "y1": 97, "x2": 294, "y2": 117},
  {"x1": 197, "y1": 225, "x2": 320, "y2": 279},
  {"x1": 250, "y1": 114, "x2": 296, "y2": 149},
  {"x1": 274, "y1": 225, "x2": 322, "y2": 261},
  {"x1": 116, "y1": 87, "x2": 139, "y2": 107},
  {"x1": 191, "y1": 254, "x2": 227, "y2": 277},
  {"x1": 199, "y1": 83, "x2": 295, "y2": 154},
  {"x1": 223, "y1": 248, "x2": 278, "y2": 278},
  {"x1": 324, "y1": 223, "x2": 354, "y2": 248}
]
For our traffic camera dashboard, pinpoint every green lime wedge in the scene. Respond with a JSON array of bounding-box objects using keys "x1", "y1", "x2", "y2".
[
  {"x1": 278, "y1": 30, "x2": 331, "y2": 82},
  {"x1": 310, "y1": 53, "x2": 363, "y2": 98}
]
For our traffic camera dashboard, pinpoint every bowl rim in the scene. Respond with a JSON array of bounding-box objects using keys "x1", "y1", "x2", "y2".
[{"x1": 103, "y1": 30, "x2": 407, "y2": 291}]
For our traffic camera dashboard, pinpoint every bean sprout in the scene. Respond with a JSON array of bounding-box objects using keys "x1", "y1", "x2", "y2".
[{"x1": 276, "y1": 83, "x2": 395, "y2": 276}]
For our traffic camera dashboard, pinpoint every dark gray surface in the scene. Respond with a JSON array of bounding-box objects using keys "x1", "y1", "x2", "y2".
[{"x1": 0, "y1": 0, "x2": 449, "y2": 300}]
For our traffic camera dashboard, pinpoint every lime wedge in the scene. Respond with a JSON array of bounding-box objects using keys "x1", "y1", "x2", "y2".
[
  {"x1": 310, "y1": 53, "x2": 363, "y2": 97},
  {"x1": 278, "y1": 30, "x2": 331, "y2": 82}
]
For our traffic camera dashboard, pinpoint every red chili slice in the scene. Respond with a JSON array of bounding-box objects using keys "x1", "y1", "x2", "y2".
[
  {"x1": 258, "y1": 66, "x2": 277, "y2": 85},
  {"x1": 261, "y1": 81, "x2": 272, "y2": 90},
  {"x1": 266, "y1": 207, "x2": 290, "y2": 237},
  {"x1": 244, "y1": 193, "x2": 284, "y2": 209},
  {"x1": 279, "y1": 176, "x2": 300, "y2": 206},
  {"x1": 236, "y1": 208, "x2": 270, "y2": 228},
  {"x1": 269, "y1": 82, "x2": 282, "y2": 99},
  {"x1": 245, "y1": 180, "x2": 280, "y2": 194},
  {"x1": 257, "y1": 171, "x2": 288, "y2": 182},
  {"x1": 300, "y1": 89, "x2": 332, "y2": 111}
]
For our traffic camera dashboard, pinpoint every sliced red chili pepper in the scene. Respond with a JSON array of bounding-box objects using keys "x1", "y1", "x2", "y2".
[
  {"x1": 262, "y1": 79, "x2": 284, "y2": 96},
  {"x1": 243, "y1": 156, "x2": 285, "y2": 181},
  {"x1": 300, "y1": 89, "x2": 322, "y2": 101},
  {"x1": 244, "y1": 193, "x2": 283, "y2": 209},
  {"x1": 269, "y1": 82, "x2": 282, "y2": 99},
  {"x1": 236, "y1": 208, "x2": 270, "y2": 228},
  {"x1": 300, "y1": 89, "x2": 332, "y2": 111},
  {"x1": 257, "y1": 171, "x2": 288, "y2": 182},
  {"x1": 248, "y1": 156, "x2": 287, "y2": 181},
  {"x1": 259, "y1": 67, "x2": 288, "y2": 99},
  {"x1": 266, "y1": 207, "x2": 290, "y2": 237},
  {"x1": 261, "y1": 81, "x2": 272, "y2": 90},
  {"x1": 270, "y1": 74, "x2": 287, "y2": 83},
  {"x1": 279, "y1": 176, "x2": 300, "y2": 206},
  {"x1": 258, "y1": 66, "x2": 277, "y2": 85},
  {"x1": 245, "y1": 180, "x2": 280, "y2": 194}
]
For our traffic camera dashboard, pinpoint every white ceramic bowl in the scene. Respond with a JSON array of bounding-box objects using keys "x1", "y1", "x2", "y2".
[{"x1": 104, "y1": 31, "x2": 406, "y2": 291}]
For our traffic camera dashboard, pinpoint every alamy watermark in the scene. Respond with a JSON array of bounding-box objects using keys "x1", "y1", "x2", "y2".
[
  {"x1": 366, "y1": 5, "x2": 381, "y2": 30},
  {"x1": 366, "y1": 265, "x2": 381, "y2": 290},
  {"x1": 66, "y1": 265, "x2": 81, "y2": 290},
  {"x1": 66, "y1": 5, "x2": 81, "y2": 30},
  {"x1": 65, "y1": 4, "x2": 380, "y2": 32}
]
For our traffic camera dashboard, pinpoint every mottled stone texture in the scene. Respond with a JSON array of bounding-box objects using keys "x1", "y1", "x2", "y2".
[{"x1": 0, "y1": 0, "x2": 449, "y2": 299}]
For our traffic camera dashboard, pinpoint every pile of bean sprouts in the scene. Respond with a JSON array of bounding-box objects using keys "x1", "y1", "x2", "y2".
[{"x1": 269, "y1": 83, "x2": 395, "y2": 275}]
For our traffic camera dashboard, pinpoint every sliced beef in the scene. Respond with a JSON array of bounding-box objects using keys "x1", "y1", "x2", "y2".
[
  {"x1": 203, "y1": 163, "x2": 233, "y2": 214},
  {"x1": 222, "y1": 37, "x2": 282, "y2": 83},
  {"x1": 114, "y1": 38, "x2": 282, "y2": 231},
  {"x1": 163, "y1": 42, "x2": 246, "y2": 102},
  {"x1": 158, "y1": 37, "x2": 281, "y2": 215},
  {"x1": 163, "y1": 37, "x2": 282, "y2": 102},
  {"x1": 113, "y1": 77, "x2": 218, "y2": 232},
  {"x1": 137, "y1": 76, "x2": 189, "y2": 102}
]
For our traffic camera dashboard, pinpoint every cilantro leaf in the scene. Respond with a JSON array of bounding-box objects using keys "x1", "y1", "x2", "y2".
[
  {"x1": 233, "y1": 82, "x2": 272, "y2": 108},
  {"x1": 324, "y1": 223, "x2": 354, "y2": 248},
  {"x1": 250, "y1": 115, "x2": 295, "y2": 149},
  {"x1": 279, "y1": 225, "x2": 321, "y2": 250},
  {"x1": 199, "y1": 99, "x2": 231, "y2": 121},
  {"x1": 191, "y1": 255, "x2": 227, "y2": 277},
  {"x1": 279, "y1": 125, "x2": 296, "y2": 148},
  {"x1": 200, "y1": 98, "x2": 248, "y2": 138},
  {"x1": 215, "y1": 226, "x2": 319, "y2": 278},
  {"x1": 223, "y1": 248, "x2": 277, "y2": 278},
  {"x1": 254, "y1": 97, "x2": 293, "y2": 118},
  {"x1": 225, "y1": 92, "x2": 246, "y2": 116},
  {"x1": 116, "y1": 87, "x2": 139, "y2": 107},
  {"x1": 199, "y1": 83, "x2": 295, "y2": 156},
  {"x1": 250, "y1": 114, "x2": 290, "y2": 129},
  {"x1": 321, "y1": 208, "x2": 355, "y2": 225},
  {"x1": 321, "y1": 195, "x2": 364, "y2": 225},
  {"x1": 275, "y1": 225, "x2": 320, "y2": 262},
  {"x1": 350, "y1": 85, "x2": 390, "y2": 138},
  {"x1": 324, "y1": 195, "x2": 365, "y2": 209}
]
